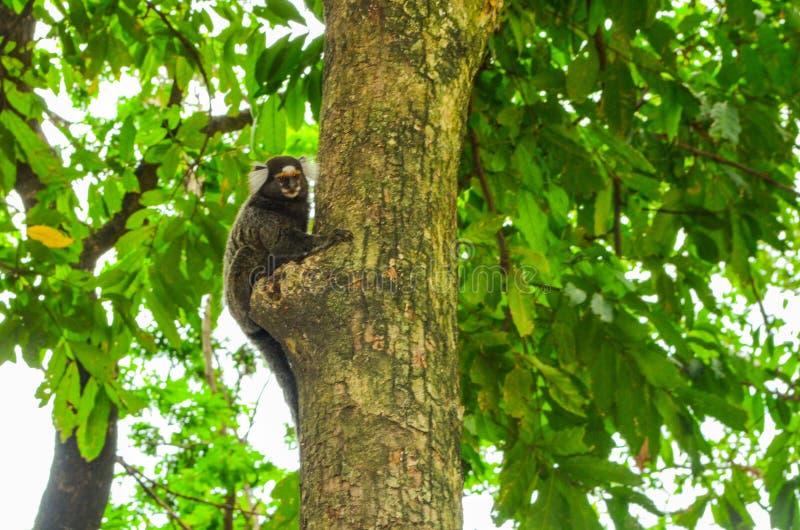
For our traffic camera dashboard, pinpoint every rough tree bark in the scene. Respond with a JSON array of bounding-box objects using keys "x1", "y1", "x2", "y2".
[
  {"x1": 249, "y1": 1, "x2": 498, "y2": 528},
  {"x1": 34, "y1": 368, "x2": 118, "y2": 530}
]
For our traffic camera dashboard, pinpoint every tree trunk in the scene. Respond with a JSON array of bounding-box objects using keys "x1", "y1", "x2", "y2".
[
  {"x1": 249, "y1": 1, "x2": 498, "y2": 528},
  {"x1": 34, "y1": 386, "x2": 118, "y2": 530}
]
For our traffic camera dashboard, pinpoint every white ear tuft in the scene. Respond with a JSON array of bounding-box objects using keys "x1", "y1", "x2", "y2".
[
  {"x1": 299, "y1": 156, "x2": 318, "y2": 184},
  {"x1": 248, "y1": 163, "x2": 270, "y2": 195}
]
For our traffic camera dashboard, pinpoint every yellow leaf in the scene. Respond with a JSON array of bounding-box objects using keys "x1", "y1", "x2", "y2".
[{"x1": 27, "y1": 225, "x2": 74, "y2": 248}]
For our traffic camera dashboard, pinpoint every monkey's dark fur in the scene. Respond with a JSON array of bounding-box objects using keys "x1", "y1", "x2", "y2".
[{"x1": 223, "y1": 155, "x2": 350, "y2": 427}]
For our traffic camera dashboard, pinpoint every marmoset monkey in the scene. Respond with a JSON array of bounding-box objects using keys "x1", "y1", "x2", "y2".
[{"x1": 223, "y1": 156, "x2": 351, "y2": 426}]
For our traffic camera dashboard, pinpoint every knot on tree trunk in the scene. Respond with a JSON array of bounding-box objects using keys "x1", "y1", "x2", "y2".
[{"x1": 249, "y1": 253, "x2": 353, "y2": 369}]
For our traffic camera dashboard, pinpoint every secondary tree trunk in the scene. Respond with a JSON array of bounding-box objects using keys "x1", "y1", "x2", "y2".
[
  {"x1": 249, "y1": 1, "x2": 498, "y2": 528},
  {"x1": 35, "y1": 390, "x2": 118, "y2": 530}
]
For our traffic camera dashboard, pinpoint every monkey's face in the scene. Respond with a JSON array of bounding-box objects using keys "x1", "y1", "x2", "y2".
[
  {"x1": 248, "y1": 156, "x2": 308, "y2": 200},
  {"x1": 275, "y1": 166, "x2": 304, "y2": 198}
]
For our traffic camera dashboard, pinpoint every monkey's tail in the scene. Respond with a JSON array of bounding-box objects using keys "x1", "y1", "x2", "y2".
[{"x1": 247, "y1": 330, "x2": 300, "y2": 429}]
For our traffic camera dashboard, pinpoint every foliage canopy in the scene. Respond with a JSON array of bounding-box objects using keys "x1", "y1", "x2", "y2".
[{"x1": 1, "y1": 0, "x2": 799, "y2": 528}]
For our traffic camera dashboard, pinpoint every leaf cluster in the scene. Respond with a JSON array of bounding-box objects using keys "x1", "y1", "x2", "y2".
[
  {"x1": 458, "y1": 0, "x2": 800, "y2": 528},
  {"x1": 1, "y1": 0, "x2": 322, "y2": 525}
]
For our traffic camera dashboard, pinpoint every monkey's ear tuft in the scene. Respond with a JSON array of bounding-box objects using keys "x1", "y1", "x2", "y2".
[
  {"x1": 249, "y1": 163, "x2": 270, "y2": 194},
  {"x1": 299, "y1": 156, "x2": 318, "y2": 184}
]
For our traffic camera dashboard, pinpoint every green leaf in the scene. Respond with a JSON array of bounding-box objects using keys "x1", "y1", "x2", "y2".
[
  {"x1": 657, "y1": 81, "x2": 683, "y2": 141},
  {"x1": 268, "y1": 472, "x2": 300, "y2": 526},
  {"x1": 608, "y1": 486, "x2": 665, "y2": 516},
  {"x1": 76, "y1": 380, "x2": 111, "y2": 461},
  {"x1": 253, "y1": 96, "x2": 287, "y2": 155},
  {"x1": 648, "y1": 309, "x2": 691, "y2": 358},
  {"x1": 139, "y1": 189, "x2": 169, "y2": 206},
  {"x1": 176, "y1": 112, "x2": 210, "y2": 150},
  {"x1": 0, "y1": 111, "x2": 63, "y2": 181},
  {"x1": 544, "y1": 186, "x2": 569, "y2": 226},
  {"x1": 590, "y1": 340, "x2": 616, "y2": 412},
  {"x1": 508, "y1": 280, "x2": 534, "y2": 336},
  {"x1": 561, "y1": 482, "x2": 603, "y2": 530},
  {"x1": 543, "y1": 426, "x2": 589, "y2": 456},
  {"x1": 527, "y1": 475, "x2": 564, "y2": 530},
  {"x1": 681, "y1": 388, "x2": 749, "y2": 430},
  {"x1": 587, "y1": 0, "x2": 605, "y2": 33},
  {"x1": 593, "y1": 185, "x2": 612, "y2": 236},
  {"x1": 503, "y1": 365, "x2": 533, "y2": 418},
  {"x1": 603, "y1": 61, "x2": 635, "y2": 136},
  {"x1": 146, "y1": 287, "x2": 181, "y2": 349},
  {"x1": 691, "y1": 229, "x2": 720, "y2": 263},
  {"x1": 629, "y1": 346, "x2": 685, "y2": 390},
  {"x1": 263, "y1": 0, "x2": 305, "y2": 25},
  {"x1": 496, "y1": 442, "x2": 539, "y2": 522},
  {"x1": 136, "y1": 124, "x2": 167, "y2": 147},
  {"x1": 460, "y1": 213, "x2": 504, "y2": 245},
  {"x1": 69, "y1": 341, "x2": 115, "y2": 383},
  {"x1": 590, "y1": 127, "x2": 656, "y2": 174},
  {"x1": 771, "y1": 479, "x2": 799, "y2": 530},
  {"x1": 674, "y1": 494, "x2": 712, "y2": 528},
  {"x1": 607, "y1": 496, "x2": 646, "y2": 530},
  {"x1": 567, "y1": 46, "x2": 599, "y2": 102},
  {"x1": 283, "y1": 82, "x2": 307, "y2": 130},
  {"x1": 556, "y1": 455, "x2": 642, "y2": 487},
  {"x1": 517, "y1": 191, "x2": 548, "y2": 250},
  {"x1": 529, "y1": 356, "x2": 586, "y2": 417},
  {"x1": 727, "y1": 0, "x2": 757, "y2": 28},
  {"x1": 53, "y1": 361, "x2": 81, "y2": 441},
  {"x1": 708, "y1": 102, "x2": 741, "y2": 145}
]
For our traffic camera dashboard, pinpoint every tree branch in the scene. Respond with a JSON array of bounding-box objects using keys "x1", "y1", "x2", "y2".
[
  {"x1": 78, "y1": 108, "x2": 252, "y2": 270},
  {"x1": 0, "y1": 260, "x2": 33, "y2": 276},
  {"x1": 116, "y1": 457, "x2": 192, "y2": 530},
  {"x1": 592, "y1": 24, "x2": 607, "y2": 71},
  {"x1": 750, "y1": 276, "x2": 771, "y2": 332},
  {"x1": 205, "y1": 110, "x2": 253, "y2": 135},
  {"x1": 0, "y1": 0, "x2": 34, "y2": 56},
  {"x1": 654, "y1": 134, "x2": 800, "y2": 197},
  {"x1": 612, "y1": 174, "x2": 622, "y2": 257},
  {"x1": 78, "y1": 162, "x2": 159, "y2": 270},
  {"x1": 202, "y1": 298, "x2": 218, "y2": 393},
  {"x1": 468, "y1": 120, "x2": 511, "y2": 276},
  {"x1": 643, "y1": 206, "x2": 721, "y2": 216},
  {"x1": 116, "y1": 456, "x2": 266, "y2": 518}
]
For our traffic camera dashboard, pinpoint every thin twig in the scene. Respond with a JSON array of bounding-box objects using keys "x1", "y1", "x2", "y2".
[
  {"x1": 243, "y1": 380, "x2": 270, "y2": 442},
  {"x1": 611, "y1": 175, "x2": 622, "y2": 257},
  {"x1": 204, "y1": 110, "x2": 253, "y2": 135},
  {"x1": 0, "y1": 260, "x2": 31, "y2": 276},
  {"x1": 643, "y1": 207, "x2": 721, "y2": 216},
  {"x1": 116, "y1": 456, "x2": 266, "y2": 518},
  {"x1": 592, "y1": 24, "x2": 607, "y2": 71},
  {"x1": 468, "y1": 122, "x2": 511, "y2": 276},
  {"x1": 654, "y1": 134, "x2": 800, "y2": 197},
  {"x1": 750, "y1": 277, "x2": 771, "y2": 332},
  {"x1": 144, "y1": 1, "x2": 214, "y2": 184},
  {"x1": 116, "y1": 457, "x2": 192, "y2": 530},
  {"x1": 202, "y1": 298, "x2": 218, "y2": 393},
  {"x1": 0, "y1": 0, "x2": 34, "y2": 54},
  {"x1": 591, "y1": 16, "x2": 621, "y2": 258}
]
